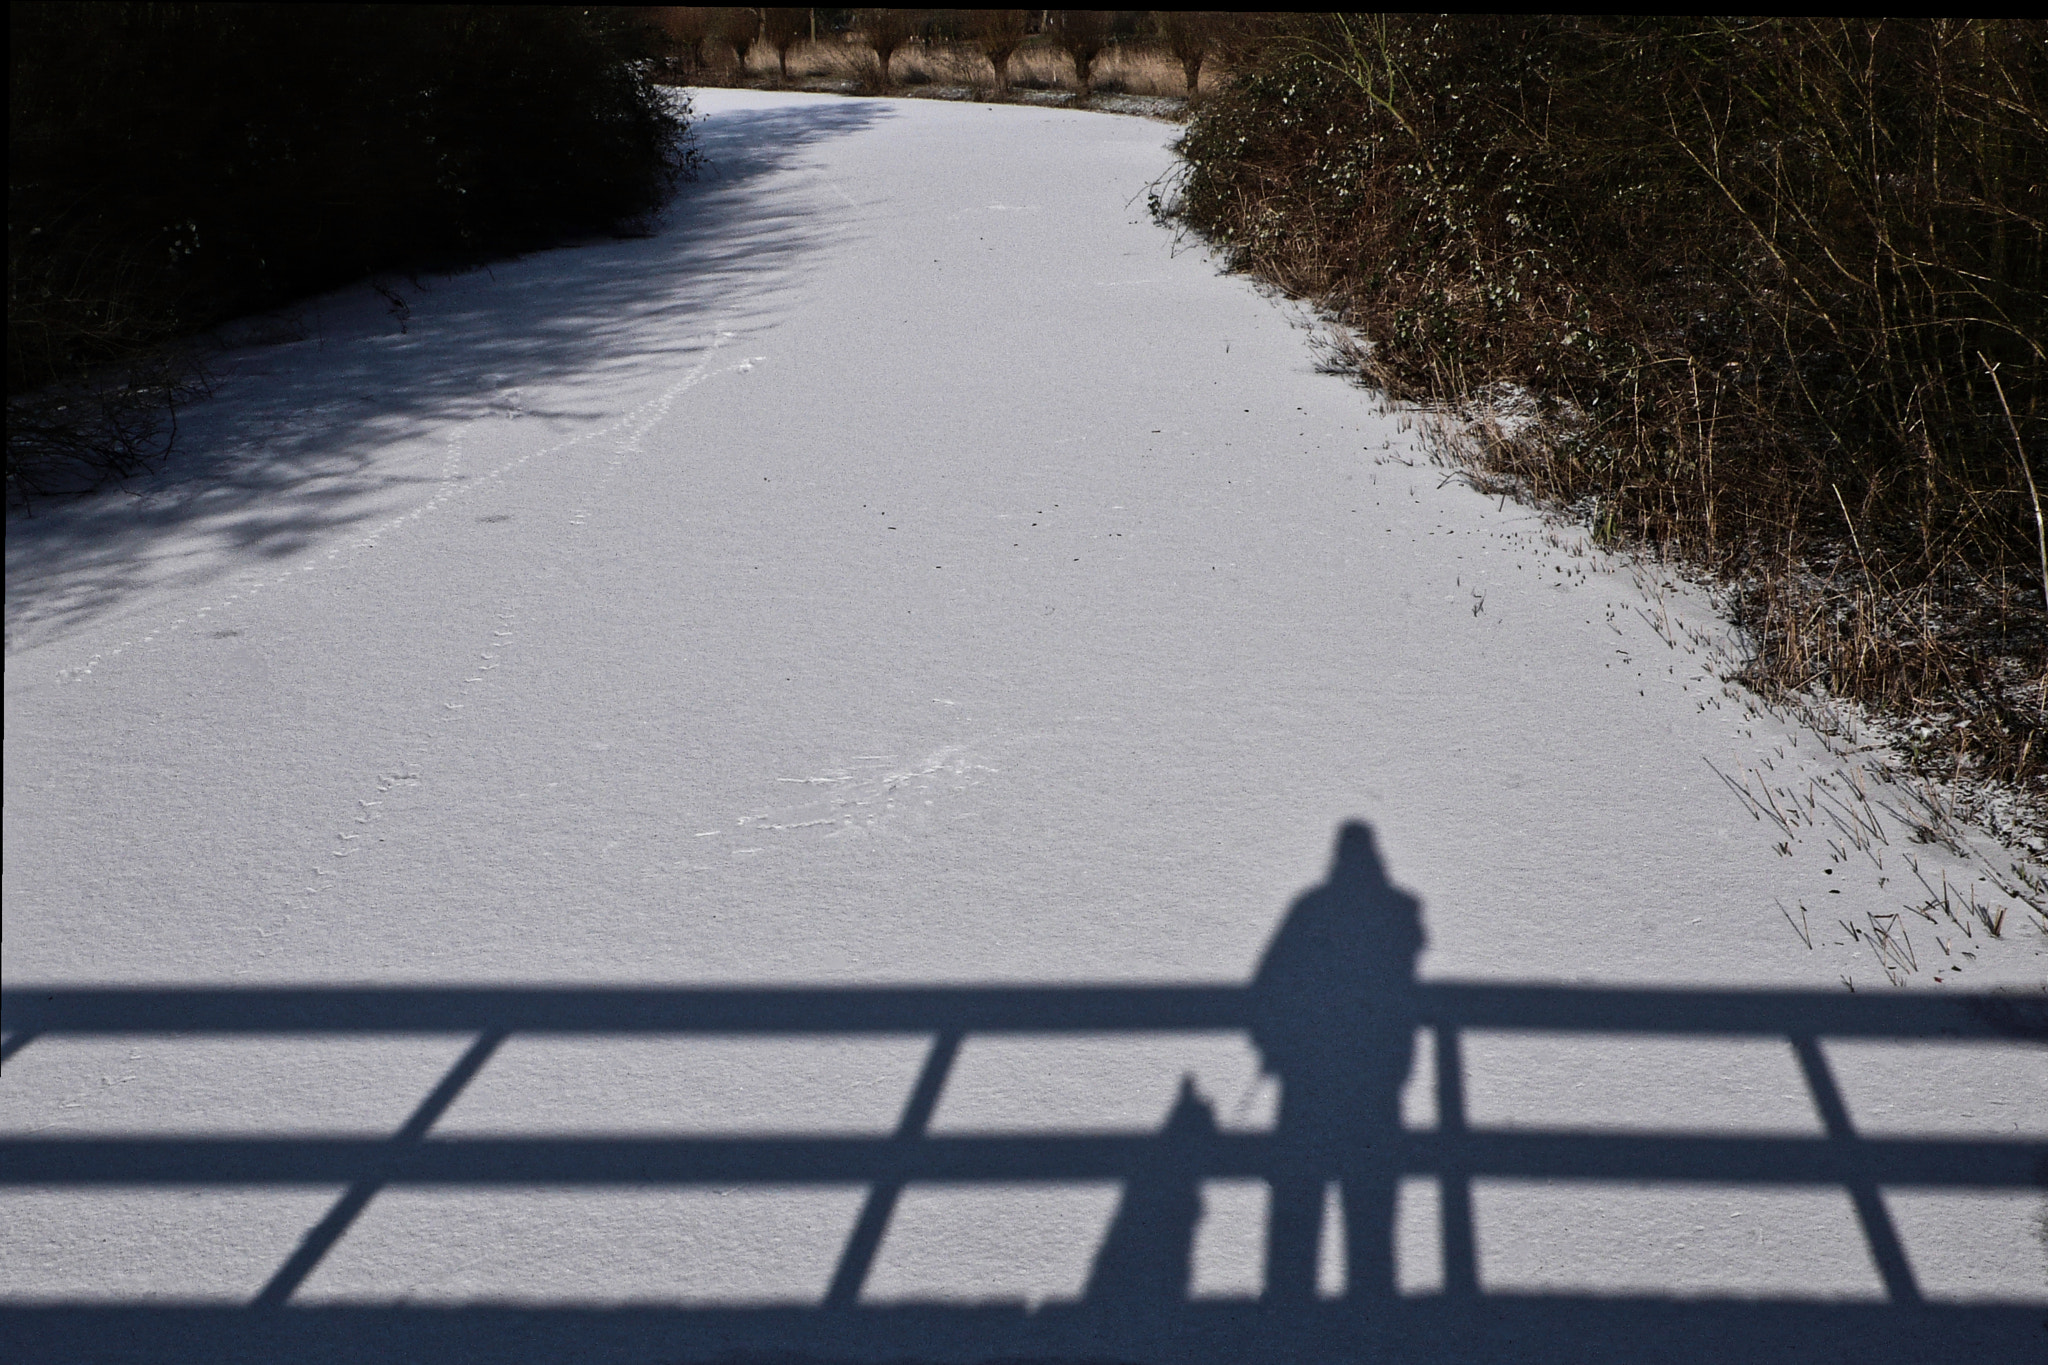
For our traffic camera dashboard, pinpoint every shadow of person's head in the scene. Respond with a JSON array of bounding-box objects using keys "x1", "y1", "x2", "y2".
[
  {"x1": 1251, "y1": 821, "x2": 1425, "y2": 1072},
  {"x1": 1262, "y1": 821, "x2": 1423, "y2": 980},
  {"x1": 1330, "y1": 818, "x2": 1394, "y2": 889}
]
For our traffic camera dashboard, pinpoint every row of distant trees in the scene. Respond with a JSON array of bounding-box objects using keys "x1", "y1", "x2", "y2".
[{"x1": 651, "y1": 10, "x2": 1251, "y2": 96}]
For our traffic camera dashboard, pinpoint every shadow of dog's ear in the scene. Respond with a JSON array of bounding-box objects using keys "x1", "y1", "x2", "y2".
[{"x1": 1166, "y1": 1074, "x2": 1219, "y2": 1135}]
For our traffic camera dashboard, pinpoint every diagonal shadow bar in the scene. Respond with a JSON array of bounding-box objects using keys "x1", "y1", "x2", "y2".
[
  {"x1": 823, "y1": 1029, "x2": 960, "y2": 1307},
  {"x1": 1790, "y1": 1034, "x2": 1920, "y2": 1303},
  {"x1": 252, "y1": 1029, "x2": 506, "y2": 1307},
  {"x1": 0, "y1": 1032, "x2": 36, "y2": 1068}
]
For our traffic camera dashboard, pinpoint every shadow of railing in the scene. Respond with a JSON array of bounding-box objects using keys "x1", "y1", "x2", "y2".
[{"x1": 3, "y1": 977, "x2": 2043, "y2": 1364}]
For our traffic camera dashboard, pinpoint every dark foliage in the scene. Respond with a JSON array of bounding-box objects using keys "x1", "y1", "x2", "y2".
[
  {"x1": 9, "y1": 3, "x2": 692, "y2": 501},
  {"x1": 1167, "y1": 16, "x2": 2048, "y2": 803}
]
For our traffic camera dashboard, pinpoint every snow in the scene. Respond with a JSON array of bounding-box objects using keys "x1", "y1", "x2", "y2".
[{"x1": 3, "y1": 88, "x2": 2043, "y2": 1361}]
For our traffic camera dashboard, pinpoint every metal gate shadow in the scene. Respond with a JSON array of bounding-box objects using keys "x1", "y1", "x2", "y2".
[{"x1": 4, "y1": 973, "x2": 2043, "y2": 1364}]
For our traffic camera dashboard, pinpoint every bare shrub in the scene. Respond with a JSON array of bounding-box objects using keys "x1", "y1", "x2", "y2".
[
  {"x1": 8, "y1": 4, "x2": 690, "y2": 506},
  {"x1": 1168, "y1": 16, "x2": 2048, "y2": 808},
  {"x1": 6, "y1": 356, "x2": 208, "y2": 507}
]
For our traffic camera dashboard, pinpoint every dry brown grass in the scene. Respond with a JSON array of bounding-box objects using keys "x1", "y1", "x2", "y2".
[
  {"x1": 1007, "y1": 40, "x2": 1212, "y2": 97},
  {"x1": 700, "y1": 36, "x2": 1220, "y2": 101},
  {"x1": 1174, "y1": 16, "x2": 2047, "y2": 835}
]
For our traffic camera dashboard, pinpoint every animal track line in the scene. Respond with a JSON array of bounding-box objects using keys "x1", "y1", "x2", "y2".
[{"x1": 52, "y1": 329, "x2": 744, "y2": 685}]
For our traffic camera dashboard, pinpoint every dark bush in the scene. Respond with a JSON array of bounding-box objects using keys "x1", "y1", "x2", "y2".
[
  {"x1": 8, "y1": 3, "x2": 692, "y2": 500},
  {"x1": 1167, "y1": 16, "x2": 2048, "y2": 802}
]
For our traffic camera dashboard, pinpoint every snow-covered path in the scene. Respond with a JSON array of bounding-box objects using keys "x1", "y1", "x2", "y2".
[{"x1": 3, "y1": 90, "x2": 2042, "y2": 1362}]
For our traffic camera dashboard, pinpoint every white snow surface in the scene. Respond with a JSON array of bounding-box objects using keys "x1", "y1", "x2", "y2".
[{"x1": 3, "y1": 90, "x2": 2044, "y2": 1362}]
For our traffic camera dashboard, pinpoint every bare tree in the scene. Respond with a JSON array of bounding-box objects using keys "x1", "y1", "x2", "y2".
[
  {"x1": 972, "y1": 10, "x2": 1029, "y2": 96},
  {"x1": 761, "y1": 8, "x2": 806, "y2": 84},
  {"x1": 1051, "y1": 11, "x2": 1108, "y2": 97},
  {"x1": 856, "y1": 9, "x2": 916, "y2": 88},
  {"x1": 715, "y1": 7, "x2": 760, "y2": 77},
  {"x1": 653, "y1": 7, "x2": 715, "y2": 80},
  {"x1": 1159, "y1": 11, "x2": 1211, "y2": 99}
]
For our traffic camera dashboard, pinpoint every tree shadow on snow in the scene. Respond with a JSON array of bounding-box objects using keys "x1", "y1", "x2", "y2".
[
  {"x1": 1, "y1": 820, "x2": 2044, "y2": 1363},
  {"x1": 4, "y1": 96, "x2": 894, "y2": 655}
]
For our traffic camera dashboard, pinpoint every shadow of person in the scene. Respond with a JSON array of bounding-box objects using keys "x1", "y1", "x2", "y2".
[{"x1": 1252, "y1": 820, "x2": 1425, "y2": 1306}]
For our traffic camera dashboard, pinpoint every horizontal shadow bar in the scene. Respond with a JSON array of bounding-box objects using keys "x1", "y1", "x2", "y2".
[
  {"x1": 4, "y1": 982, "x2": 2043, "y2": 1038},
  {"x1": 0, "y1": 1296, "x2": 2041, "y2": 1365},
  {"x1": 4, "y1": 1130, "x2": 2041, "y2": 1188}
]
